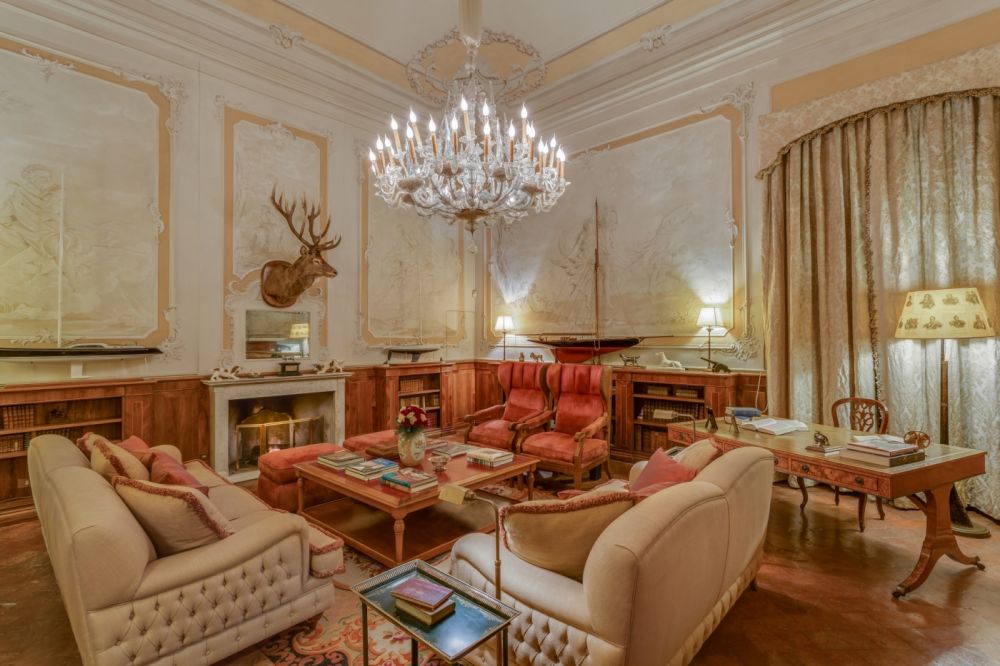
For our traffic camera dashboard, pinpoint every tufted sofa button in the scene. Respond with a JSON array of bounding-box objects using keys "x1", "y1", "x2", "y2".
[
  {"x1": 115, "y1": 639, "x2": 121, "y2": 646},
  {"x1": 154, "y1": 602, "x2": 159, "y2": 611},
  {"x1": 189, "y1": 610, "x2": 196, "y2": 617},
  {"x1": 128, "y1": 611, "x2": 134, "y2": 620}
]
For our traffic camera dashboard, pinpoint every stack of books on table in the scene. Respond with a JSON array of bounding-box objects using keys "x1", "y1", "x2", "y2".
[
  {"x1": 392, "y1": 577, "x2": 455, "y2": 625},
  {"x1": 316, "y1": 450, "x2": 364, "y2": 470},
  {"x1": 467, "y1": 448, "x2": 514, "y2": 467},
  {"x1": 381, "y1": 467, "x2": 439, "y2": 493},
  {"x1": 839, "y1": 435, "x2": 925, "y2": 467},
  {"x1": 740, "y1": 418, "x2": 808, "y2": 436},
  {"x1": 428, "y1": 441, "x2": 475, "y2": 457},
  {"x1": 345, "y1": 458, "x2": 399, "y2": 481}
]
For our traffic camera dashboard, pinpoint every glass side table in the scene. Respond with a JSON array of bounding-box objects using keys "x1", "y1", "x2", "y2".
[{"x1": 352, "y1": 559, "x2": 518, "y2": 665}]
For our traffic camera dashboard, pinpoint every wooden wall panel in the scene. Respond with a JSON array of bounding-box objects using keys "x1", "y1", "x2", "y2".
[
  {"x1": 345, "y1": 367, "x2": 376, "y2": 438},
  {"x1": 736, "y1": 373, "x2": 767, "y2": 411},
  {"x1": 448, "y1": 362, "x2": 477, "y2": 423},
  {"x1": 149, "y1": 378, "x2": 208, "y2": 461},
  {"x1": 474, "y1": 361, "x2": 502, "y2": 411}
]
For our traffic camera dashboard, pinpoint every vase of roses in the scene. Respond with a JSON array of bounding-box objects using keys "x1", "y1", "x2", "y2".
[{"x1": 396, "y1": 404, "x2": 430, "y2": 467}]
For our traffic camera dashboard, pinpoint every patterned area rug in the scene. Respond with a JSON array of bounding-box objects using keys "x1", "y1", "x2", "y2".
[{"x1": 256, "y1": 482, "x2": 553, "y2": 665}]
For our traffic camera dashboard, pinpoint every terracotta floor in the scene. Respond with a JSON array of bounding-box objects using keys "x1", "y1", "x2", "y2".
[{"x1": 2, "y1": 484, "x2": 999, "y2": 665}]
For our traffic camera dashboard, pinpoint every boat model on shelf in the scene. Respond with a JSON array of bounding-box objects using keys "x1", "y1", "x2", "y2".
[
  {"x1": 525, "y1": 334, "x2": 642, "y2": 364},
  {"x1": 523, "y1": 200, "x2": 644, "y2": 364}
]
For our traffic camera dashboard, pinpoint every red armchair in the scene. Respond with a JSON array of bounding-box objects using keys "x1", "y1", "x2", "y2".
[
  {"x1": 462, "y1": 362, "x2": 550, "y2": 451},
  {"x1": 518, "y1": 363, "x2": 612, "y2": 489}
]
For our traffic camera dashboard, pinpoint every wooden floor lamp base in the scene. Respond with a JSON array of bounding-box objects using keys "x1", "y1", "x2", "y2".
[
  {"x1": 893, "y1": 483, "x2": 985, "y2": 598},
  {"x1": 949, "y1": 486, "x2": 992, "y2": 538}
]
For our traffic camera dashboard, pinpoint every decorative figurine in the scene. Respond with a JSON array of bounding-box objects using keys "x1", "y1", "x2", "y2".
[
  {"x1": 314, "y1": 358, "x2": 344, "y2": 374},
  {"x1": 656, "y1": 352, "x2": 685, "y2": 369},
  {"x1": 529, "y1": 352, "x2": 544, "y2": 362},
  {"x1": 210, "y1": 363, "x2": 241, "y2": 381},
  {"x1": 620, "y1": 353, "x2": 640, "y2": 367}
]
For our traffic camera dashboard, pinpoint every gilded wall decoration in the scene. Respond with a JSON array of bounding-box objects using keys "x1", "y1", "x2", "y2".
[
  {"x1": 0, "y1": 39, "x2": 170, "y2": 346},
  {"x1": 488, "y1": 109, "x2": 743, "y2": 344},
  {"x1": 360, "y1": 167, "x2": 465, "y2": 345},
  {"x1": 222, "y1": 107, "x2": 328, "y2": 352}
]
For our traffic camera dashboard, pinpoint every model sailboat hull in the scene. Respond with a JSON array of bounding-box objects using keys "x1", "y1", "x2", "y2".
[{"x1": 527, "y1": 336, "x2": 641, "y2": 363}]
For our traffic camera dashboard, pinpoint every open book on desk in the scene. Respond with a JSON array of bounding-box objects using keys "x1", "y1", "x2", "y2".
[{"x1": 741, "y1": 418, "x2": 809, "y2": 436}]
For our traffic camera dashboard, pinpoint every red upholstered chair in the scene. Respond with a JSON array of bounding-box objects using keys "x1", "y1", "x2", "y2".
[
  {"x1": 463, "y1": 362, "x2": 550, "y2": 451},
  {"x1": 518, "y1": 363, "x2": 612, "y2": 489}
]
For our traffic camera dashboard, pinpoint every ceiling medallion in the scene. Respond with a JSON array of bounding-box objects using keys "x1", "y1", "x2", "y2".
[
  {"x1": 369, "y1": 0, "x2": 568, "y2": 234},
  {"x1": 406, "y1": 28, "x2": 546, "y2": 107}
]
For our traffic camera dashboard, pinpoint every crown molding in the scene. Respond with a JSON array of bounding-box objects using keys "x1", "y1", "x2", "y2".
[{"x1": 1, "y1": 0, "x2": 425, "y2": 131}]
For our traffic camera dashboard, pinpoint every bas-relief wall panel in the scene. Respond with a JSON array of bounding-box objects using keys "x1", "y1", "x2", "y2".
[
  {"x1": 489, "y1": 113, "x2": 736, "y2": 339},
  {"x1": 0, "y1": 39, "x2": 169, "y2": 346},
  {"x1": 360, "y1": 168, "x2": 465, "y2": 345}
]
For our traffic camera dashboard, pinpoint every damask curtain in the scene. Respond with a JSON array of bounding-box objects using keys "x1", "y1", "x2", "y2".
[{"x1": 762, "y1": 90, "x2": 1000, "y2": 517}]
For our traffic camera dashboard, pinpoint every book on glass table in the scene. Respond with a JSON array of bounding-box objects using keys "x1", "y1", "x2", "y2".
[{"x1": 391, "y1": 576, "x2": 453, "y2": 610}]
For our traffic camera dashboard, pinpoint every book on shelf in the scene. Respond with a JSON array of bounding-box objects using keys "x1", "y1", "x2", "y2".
[
  {"x1": 316, "y1": 450, "x2": 364, "y2": 470},
  {"x1": 392, "y1": 577, "x2": 453, "y2": 610},
  {"x1": 467, "y1": 448, "x2": 514, "y2": 466},
  {"x1": 381, "y1": 468, "x2": 438, "y2": 493},
  {"x1": 394, "y1": 597, "x2": 456, "y2": 625},
  {"x1": 428, "y1": 441, "x2": 475, "y2": 457},
  {"x1": 839, "y1": 449, "x2": 926, "y2": 467},
  {"x1": 847, "y1": 435, "x2": 918, "y2": 456},
  {"x1": 674, "y1": 388, "x2": 700, "y2": 398},
  {"x1": 345, "y1": 458, "x2": 399, "y2": 480},
  {"x1": 740, "y1": 418, "x2": 808, "y2": 436}
]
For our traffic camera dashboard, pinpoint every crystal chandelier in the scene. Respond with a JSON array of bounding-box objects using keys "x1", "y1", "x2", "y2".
[{"x1": 367, "y1": 1, "x2": 569, "y2": 233}]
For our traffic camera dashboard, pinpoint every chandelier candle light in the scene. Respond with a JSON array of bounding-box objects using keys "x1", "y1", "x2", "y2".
[{"x1": 367, "y1": 1, "x2": 569, "y2": 232}]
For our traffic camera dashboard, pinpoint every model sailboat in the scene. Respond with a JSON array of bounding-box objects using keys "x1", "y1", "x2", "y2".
[{"x1": 527, "y1": 200, "x2": 641, "y2": 363}]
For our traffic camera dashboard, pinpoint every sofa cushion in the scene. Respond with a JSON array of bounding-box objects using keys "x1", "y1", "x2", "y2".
[
  {"x1": 182, "y1": 458, "x2": 229, "y2": 489},
  {"x1": 118, "y1": 435, "x2": 150, "y2": 454},
  {"x1": 499, "y1": 491, "x2": 633, "y2": 579},
  {"x1": 112, "y1": 476, "x2": 233, "y2": 556},
  {"x1": 91, "y1": 439, "x2": 150, "y2": 482},
  {"x1": 149, "y1": 451, "x2": 209, "y2": 495},
  {"x1": 521, "y1": 432, "x2": 607, "y2": 464},
  {"x1": 675, "y1": 438, "x2": 721, "y2": 473},
  {"x1": 207, "y1": 483, "x2": 273, "y2": 521},
  {"x1": 632, "y1": 448, "x2": 698, "y2": 491},
  {"x1": 468, "y1": 419, "x2": 517, "y2": 450},
  {"x1": 75, "y1": 432, "x2": 110, "y2": 459}
]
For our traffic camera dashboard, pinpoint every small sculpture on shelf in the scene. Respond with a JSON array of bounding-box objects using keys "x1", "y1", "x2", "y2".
[
  {"x1": 656, "y1": 352, "x2": 685, "y2": 370},
  {"x1": 700, "y1": 357, "x2": 731, "y2": 373},
  {"x1": 529, "y1": 352, "x2": 544, "y2": 362},
  {"x1": 620, "y1": 353, "x2": 640, "y2": 367},
  {"x1": 210, "y1": 363, "x2": 241, "y2": 381},
  {"x1": 314, "y1": 358, "x2": 344, "y2": 374}
]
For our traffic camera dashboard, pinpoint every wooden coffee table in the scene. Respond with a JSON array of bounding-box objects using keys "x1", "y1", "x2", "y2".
[{"x1": 296, "y1": 453, "x2": 537, "y2": 567}]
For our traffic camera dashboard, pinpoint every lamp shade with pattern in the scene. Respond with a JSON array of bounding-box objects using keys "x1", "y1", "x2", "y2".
[{"x1": 894, "y1": 288, "x2": 994, "y2": 339}]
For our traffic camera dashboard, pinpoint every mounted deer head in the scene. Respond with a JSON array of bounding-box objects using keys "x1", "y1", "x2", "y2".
[{"x1": 260, "y1": 187, "x2": 341, "y2": 308}]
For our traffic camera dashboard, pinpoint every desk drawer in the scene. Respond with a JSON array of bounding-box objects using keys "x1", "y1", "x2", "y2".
[
  {"x1": 772, "y1": 453, "x2": 790, "y2": 473},
  {"x1": 789, "y1": 459, "x2": 880, "y2": 494},
  {"x1": 668, "y1": 428, "x2": 695, "y2": 446}
]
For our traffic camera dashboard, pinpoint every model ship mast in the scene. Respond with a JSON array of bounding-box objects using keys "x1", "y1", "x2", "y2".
[{"x1": 527, "y1": 198, "x2": 641, "y2": 363}]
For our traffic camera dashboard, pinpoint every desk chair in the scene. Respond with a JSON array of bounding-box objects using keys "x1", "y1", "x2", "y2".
[{"x1": 831, "y1": 397, "x2": 889, "y2": 531}]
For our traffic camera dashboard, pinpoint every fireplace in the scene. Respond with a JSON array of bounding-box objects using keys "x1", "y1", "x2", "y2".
[{"x1": 204, "y1": 373, "x2": 348, "y2": 482}]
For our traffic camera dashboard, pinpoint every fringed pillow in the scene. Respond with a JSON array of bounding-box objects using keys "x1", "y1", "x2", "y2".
[
  {"x1": 112, "y1": 477, "x2": 233, "y2": 556},
  {"x1": 91, "y1": 439, "x2": 150, "y2": 482},
  {"x1": 499, "y1": 491, "x2": 633, "y2": 579}
]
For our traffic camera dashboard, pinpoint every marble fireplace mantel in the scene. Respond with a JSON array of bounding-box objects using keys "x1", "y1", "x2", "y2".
[{"x1": 203, "y1": 372, "x2": 350, "y2": 482}]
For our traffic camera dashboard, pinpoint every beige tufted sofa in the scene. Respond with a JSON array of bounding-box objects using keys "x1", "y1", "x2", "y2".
[
  {"x1": 28, "y1": 434, "x2": 340, "y2": 666},
  {"x1": 451, "y1": 446, "x2": 775, "y2": 666}
]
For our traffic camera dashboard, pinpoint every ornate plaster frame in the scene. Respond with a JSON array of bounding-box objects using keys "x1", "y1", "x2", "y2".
[{"x1": 0, "y1": 37, "x2": 172, "y2": 347}]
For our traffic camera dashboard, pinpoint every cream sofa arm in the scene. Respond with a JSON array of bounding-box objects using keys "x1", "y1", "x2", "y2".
[{"x1": 133, "y1": 513, "x2": 311, "y2": 599}]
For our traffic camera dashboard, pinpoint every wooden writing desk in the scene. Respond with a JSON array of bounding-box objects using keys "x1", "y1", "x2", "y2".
[{"x1": 666, "y1": 422, "x2": 986, "y2": 597}]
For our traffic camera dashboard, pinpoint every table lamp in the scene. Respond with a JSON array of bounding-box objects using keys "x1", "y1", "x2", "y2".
[
  {"x1": 697, "y1": 307, "x2": 724, "y2": 369},
  {"x1": 289, "y1": 322, "x2": 310, "y2": 356},
  {"x1": 895, "y1": 286, "x2": 994, "y2": 538},
  {"x1": 495, "y1": 315, "x2": 514, "y2": 361},
  {"x1": 438, "y1": 484, "x2": 502, "y2": 600}
]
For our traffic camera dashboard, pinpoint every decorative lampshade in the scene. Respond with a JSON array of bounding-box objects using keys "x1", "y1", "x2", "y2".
[
  {"x1": 696, "y1": 307, "x2": 724, "y2": 329},
  {"x1": 289, "y1": 323, "x2": 310, "y2": 339},
  {"x1": 894, "y1": 288, "x2": 994, "y2": 340},
  {"x1": 495, "y1": 315, "x2": 515, "y2": 332}
]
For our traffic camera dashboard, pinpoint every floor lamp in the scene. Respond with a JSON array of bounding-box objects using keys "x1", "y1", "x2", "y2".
[
  {"x1": 895, "y1": 287, "x2": 994, "y2": 538},
  {"x1": 495, "y1": 315, "x2": 514, "y2": 361}
]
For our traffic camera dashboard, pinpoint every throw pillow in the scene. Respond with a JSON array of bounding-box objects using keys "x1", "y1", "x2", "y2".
[
  {"x1": 75, "y1": 432, "x2": 111, "y2": 459},
  {"x1": 148, "y1": 452, "x2": 209, "y2": 495},
  {"x1": 631, "y1": 448, "x2": 698, "y2": 491},
  {"x1": 499, "y1": 491, "x2": 633, "y2": 579},
  {"x1": 91, "y1": 440, "x2": 150, "y2": 482},
  {"x1": 112, "y1": 476, "x2": 233, "y2": 556},
  {"x1": 674, "y1": 438, "x2": 721, "y2": 473},
  {"x1": 118, "y1": 435, "x2": 150, "y2": 455}
]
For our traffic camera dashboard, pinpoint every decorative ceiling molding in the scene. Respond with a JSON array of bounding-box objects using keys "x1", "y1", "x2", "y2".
[
  {"x1": 111, "y1": 66, "x2": 188, "y2": 136},
  {"x1": 639, "y1": 24, "x2": 672, "y2": 52},
  {"x1": 19, "y1": 47, "x2": 75, "y2": 80},
  {"x1": 406, "y1": 28, "x2": 546, "y2": 106},
  {"x1": 700, "y1": 81, "x2": 755, "y2": 141},
  {"x1": 268, "y1": 23, "x2": 303, "y2": 49}
]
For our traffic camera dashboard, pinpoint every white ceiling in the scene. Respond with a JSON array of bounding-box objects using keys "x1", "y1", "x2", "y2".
[{"x1": 279, "y1": 0, "x2": 666, "y2": 62}]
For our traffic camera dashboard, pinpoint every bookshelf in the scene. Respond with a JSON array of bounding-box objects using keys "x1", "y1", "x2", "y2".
[{"x1": 374, "y1": 362, "x2": 455, "y2": 430}]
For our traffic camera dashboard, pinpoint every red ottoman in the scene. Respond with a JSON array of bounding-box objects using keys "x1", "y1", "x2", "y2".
[
  {"x1": 343, "y1": 429, "x2": 397, "y2": 453},
  {"x1": 257, "y1": 443, "x2": 343, "y2": 512}
]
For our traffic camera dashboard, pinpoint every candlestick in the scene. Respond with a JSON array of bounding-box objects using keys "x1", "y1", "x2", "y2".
[
  {"x1": 368, "y1": 149, "x2": 379, "y2": 176},
  {"x1": 460, "y1": 97, "x2": 471, "y2": 137},
  {"x1": 557, "y1": 149, "x2": 565, "y2": 179},
  {"x1": 429, "y1": 117, "x2": 438, "y2": 157},
  {"x1": 384, "y1": 134, "x2": 396, "y2": 166},
  {"x1": 451, "y1": 114, "x2": 460, "y2": 157},
  {"x1": 549, "y1": 136, "x2": 557, "y2": 169},
  {"x1": 409, "y1": 109, "x2": 423, "y2": 149},
  {"x1": 483, "y1": 121, "x2": 490, "y2": 161},
  {"x1": 406, "y1": 125, "x2": 417, "y2": 162},
  {"x1": 520, "y1": 104, "x2": 528, "y2": 142}
]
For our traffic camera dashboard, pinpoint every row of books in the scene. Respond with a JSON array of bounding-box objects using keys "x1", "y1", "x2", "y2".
[{"x1": 840, "y1": 435, "x2": 925, "y2": 467}]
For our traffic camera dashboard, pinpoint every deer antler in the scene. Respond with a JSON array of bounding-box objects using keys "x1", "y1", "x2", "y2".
[
  {"x1": 270, "y1": 187, "x2": 310, "y2": 246},
  {"x1": 299, "y1": 194, "x2": 340, "y2": 252}
]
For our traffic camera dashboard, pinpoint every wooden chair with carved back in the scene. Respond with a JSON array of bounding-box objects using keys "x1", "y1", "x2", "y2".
[{"x1": 831, "y1": 397, "x2": 889, "y2": 532}]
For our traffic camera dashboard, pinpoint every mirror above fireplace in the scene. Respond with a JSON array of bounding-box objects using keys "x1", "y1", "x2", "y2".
[{"x1": 245, "y1": 310, "x2": 310, "y2": 360}]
